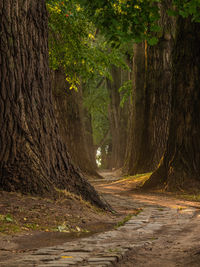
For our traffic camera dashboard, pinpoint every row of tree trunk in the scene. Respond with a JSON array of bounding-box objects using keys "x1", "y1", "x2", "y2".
[
  {"x1": 105, "y1": 0, "x2": 200, "y2": 191},
  {"x1": 1, "y1": 0, "x2": 200, "y2": 205},
  {"x1": 124, "y1": 0, "x2": 173, "y2": 175},
  {"x1": 143, "y1": 16, "x2": 200, "y2": 190},
  {"x1": 106, "y1": 66, "x2": 130, "y2": 170}
]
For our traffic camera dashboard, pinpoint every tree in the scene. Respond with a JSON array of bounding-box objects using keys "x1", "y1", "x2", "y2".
[
  {"x1": 107, "y1": 65, "x2": 130, "y2": 169},
  {"x1": 124, "y1": 0, "x2": 174, "y2": 175},
  {"x1": 0, "y1": 0, "x2": 106, "y2": 208},
  {"x1": 52, "y1": 69, "x2": 100, "y2": 178},
  {"x1": 143, "y1": 16, "x2": 200, "y2": 190},
  {"x1": 48, "y1": 0, "x2": 129, "y2": 172},
  {"x1": 78, "y1": 0, "x2": 200, "y2": 192}
]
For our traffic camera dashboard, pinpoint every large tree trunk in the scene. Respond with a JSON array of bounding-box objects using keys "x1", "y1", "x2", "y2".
[
  {"x1": 52, "y1": 70, "x2": 100, "y2": 178},
  {"x1": 0, "y1": 0, "x2": 105, "y2": 208},
  {"x1": 124, "y1": 1, "x2": 173, "y2": 175},
  {"x1": 143, "y1": 17, "x2": 200, "y2": 191},
  {"x1": 107, "y1": 66, "x2": 129, "y2": 170}
]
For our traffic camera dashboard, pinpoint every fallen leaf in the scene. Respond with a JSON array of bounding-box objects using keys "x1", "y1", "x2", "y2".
[
  {"x1": 5, "y1": 214, "x2": 13, "y2": 222},
  {"x1": 61, "y1": 256, "x2": 73, "y2": 259},
  {"x1": 76, "y1": 226, "x2": 81, "y2": 232}
]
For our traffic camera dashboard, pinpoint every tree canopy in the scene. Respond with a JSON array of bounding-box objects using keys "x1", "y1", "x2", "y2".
[{"x1": 47, "y1": 0, "x2": 128, "y2": 90}]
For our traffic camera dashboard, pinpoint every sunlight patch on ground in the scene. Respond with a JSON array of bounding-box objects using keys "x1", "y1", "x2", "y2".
[
  {"x1": 128, "y1": 194, "x2": 200, "y2": 209},
  {"x1": 109, "y1": 172, "x2": 152, "y2": 185},
  {"x1": 97, "y1": 173, "x2": 152, "y2": 193}
]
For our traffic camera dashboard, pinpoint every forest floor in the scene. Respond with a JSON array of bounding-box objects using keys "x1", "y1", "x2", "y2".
[
  {"x1": 0, "y1": 170, "x2": 200, "y2": 266},
  {"x1": 0, "y1": 175, "x2": 128, "y2": 263}
]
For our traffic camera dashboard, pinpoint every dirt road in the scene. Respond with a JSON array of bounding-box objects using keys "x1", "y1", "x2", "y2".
[{"x1": 94, "y1": 171, "x2": 200, "y2": 267}]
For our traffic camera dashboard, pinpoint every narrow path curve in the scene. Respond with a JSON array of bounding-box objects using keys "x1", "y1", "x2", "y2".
[
  {"x1": 95, "y1": 171, "x2": 200, "y2": 267},
  {"x1": 2, "y1": 171, "x2": 200, "y2": 266}
]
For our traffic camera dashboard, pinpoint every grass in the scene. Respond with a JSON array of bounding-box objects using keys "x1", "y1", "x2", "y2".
[
  {"x1": 111, "y1": 172, "x2": 152, "y2": 186},
  {"x1": 0, "y1": 214, "x2": 21, "y2": 234},
  {"x1": 54, "y1": 187, "x2": 104, "y2": 213},
  {"x1": 178, "y1": 194, "x2": 200, "y2": 202},
  {"x1": 0, "y1": 223, "x2": 21, "y2": 234},
  {"x1": 114, "y1": 214, "x2": 133, "y2": 229},
  {"x1": 114, "y1": 208, "x2": 143, "y2": 229},
  {"x1": 107, "y1": 248, "x2": 120, "y2": 253},
  {"x1": 0, "y1": 188, "x2": 111, "y2": 236},
  {"x1": 0, "y1": 215, "x2": 51, "y2": 234},
  {"x1": 123, "y1": 172, "x2": 152, "y2": 180}
]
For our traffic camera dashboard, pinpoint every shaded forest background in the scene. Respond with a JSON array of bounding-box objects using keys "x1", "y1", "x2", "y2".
[{"x1": 1, "y1": 0, "x2": 200, "y2": 207}]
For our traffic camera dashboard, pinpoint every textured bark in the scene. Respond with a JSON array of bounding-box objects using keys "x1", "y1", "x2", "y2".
[
  {"x1": 52, "y1": 70, "x2": 100, "y2": 178},
  {"x1": 143, "y1": 17, "x2": 200, "y2": 191},
  {"x1": 0, "y1": 0, "x2": 105, "y2": 208},
  {"x1": 123, "y1": 42, "x2": 146, "y2": 174},
  {"x1": 124, "y1": 1, "x2": 173, "y2": 175},
  {"x1": 107, "y1": 66, "x2": 129, "y2": 169},
  {"x1": 84, "y1": 110, "x2": 98, "y2": 171}
]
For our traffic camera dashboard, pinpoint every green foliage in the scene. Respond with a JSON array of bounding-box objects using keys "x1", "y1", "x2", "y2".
[
  {"x1": 170, "y1": 0, "x2": 200, "y2": 22},
  {"x1": 78, "y1": 0, "x2": 200, "y2": 47},
  {"x1": 147, "y1": 36, "x2": 159, "y2": 45},
  {"x1": 47, "y1": 0, "x2": 96, "y2": 89},
  {"x1": 47, "y1": 0, "x2": 128, "y2": 90},
  {"x1": 47, "y1": 0, "x2": 200, "y2": 92},
  {"x1": 77, "y1": 0, "x2": 161, "y2": 46},
  {"x1": 119, "y1": 80, "x2": 132, "y2": 107}
]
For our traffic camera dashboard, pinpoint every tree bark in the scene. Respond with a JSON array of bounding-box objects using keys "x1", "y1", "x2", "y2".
[
  {"x1": 143, "y1": 17, "x2": 200, "y2": 191},
  {"x1": 52, "y1": 69, "x2": 100, "y2": 178},
  {"x1": 0, "y1": 0, "x2": 105, "y2": 208},
  {"x1": 83, "y1": 109, "x2": 98, "y2": 171},
  {"x1": 124, "y1": 0, "x2": 173, "y2": 175},
  {"x1": 107, "y1": 66, "x2": 129, "y2": 169}
]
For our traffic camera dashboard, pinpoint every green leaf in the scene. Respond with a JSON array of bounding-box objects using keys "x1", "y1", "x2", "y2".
[
  {"x1": 134, "y1": 37, "x2": 143, "y2": 43},
  {"x1": 188, "y1": 2, "x2": 197, "y2": 15},
  {"x1": 5, "y1": 214, "x2": 13, "y2": 222},
  {"x1": 167, "y1": 9, "x2": 178, "y2": 17},
  {"x1": 150, "y1": 24, "x2": 161, "y2": 33},
  {"x1": 147, "y1": 37, "x2": 158, "y2": 46},
  {"x1": 179, "y1": 10, "x2": 188, "y2": 18}
]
